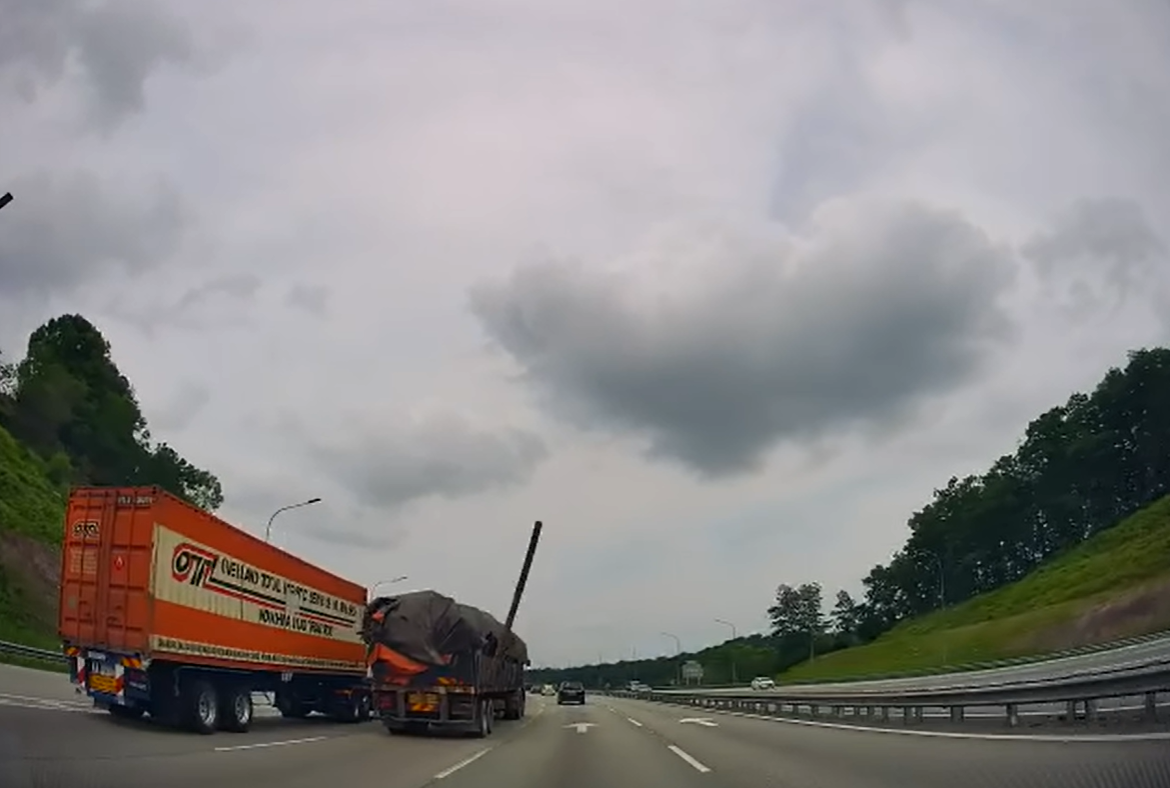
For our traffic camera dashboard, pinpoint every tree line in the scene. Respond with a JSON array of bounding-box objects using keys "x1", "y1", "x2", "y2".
[
  {"x1": 0, "y1": 314, "x2": 223, "y2": 513},
  {"x1": 532, "y1": 347, "x2": 1170, "y2": 687},
  {"x1": 766, "y1": 346, "x2": 1170, "y2": 664}
]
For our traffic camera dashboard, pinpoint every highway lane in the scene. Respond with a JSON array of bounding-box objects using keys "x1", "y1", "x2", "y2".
[
  {"x1": 677, "y1": 633, "x2": 1170, "y2": 696},
  {"x1": 2, "y1": 666, "x2": 1168, "y2": 788},
  {"x1": 599, "y1": 694, "x2": 1170, "y2": 787}
]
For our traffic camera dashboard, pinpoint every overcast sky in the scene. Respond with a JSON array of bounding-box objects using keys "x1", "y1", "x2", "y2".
[{"x1": 2, "y1": 0, "x2": 1169, "y2": 667}]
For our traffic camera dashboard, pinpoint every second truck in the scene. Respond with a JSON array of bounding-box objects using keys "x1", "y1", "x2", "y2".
[{"x1": 362, "y1": 521, "x2": 542, "y2": 737}]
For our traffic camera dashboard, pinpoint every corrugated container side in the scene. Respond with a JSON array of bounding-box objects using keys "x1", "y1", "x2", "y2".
[
  {"x1": 60, "y1": 486, "x2": 368, "y2": 675},
  {"x1": 58, "y1": 487, "x2": 156, "y2": 654}
]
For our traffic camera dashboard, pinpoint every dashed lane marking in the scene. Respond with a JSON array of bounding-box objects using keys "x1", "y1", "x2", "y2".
[
  {"x1": 667, "y1": 744, "x2": 712, "y2": 773},
  {"x1": 434, "y1": 748, "x2": 492, "y2": 779},
  {"x1": 214, "y1": 736, "x2": 328, "y2": 752}
]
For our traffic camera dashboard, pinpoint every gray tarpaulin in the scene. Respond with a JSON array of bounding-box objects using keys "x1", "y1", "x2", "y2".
[{"x1": 362, "y1": 589, "x2": 529, "y2": 667}]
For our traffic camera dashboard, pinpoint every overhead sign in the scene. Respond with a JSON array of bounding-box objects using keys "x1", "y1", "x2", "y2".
[{"x1": 681, "y1": 660, "x2": 704, "y2": 681}]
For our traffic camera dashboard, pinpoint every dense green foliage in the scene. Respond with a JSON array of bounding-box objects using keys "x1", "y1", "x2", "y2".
[
  {"x1": 538, "y1": 347, "x2": 1170, "y2": 687},
  {"x1": 781, "y1": 491, "x2": 1170, "y2": 682},
  {"x1": 848, "y1": 347, "x2": 1170, "y2": 639},
  {"x1": 0, "y1": 315, "x2": 224, "y2": 653},
  {"x1": 0, "y1": 315, "x2": 223, "y2": 512}
]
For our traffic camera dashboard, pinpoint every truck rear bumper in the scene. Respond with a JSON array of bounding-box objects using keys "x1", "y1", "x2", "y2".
[{"x1": 68, "y1": 646, "x2": 150, "y2": 708}]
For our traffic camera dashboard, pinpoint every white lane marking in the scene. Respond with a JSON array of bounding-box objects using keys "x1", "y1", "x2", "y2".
[
  {"x1": 0, "y1": 692, "x2": 88, "y2": 705},
  {"x1": 434, "y1": 748, "x2": 492, "y2": 779},
  {"x1": 564, "y1": 722, "x2": 597, "y2": 733},
  {"x1": 668, "y1": 744, "x2": 712, "y2": 773},
  {"x1": 710, "y1": 707, "x2": 1170, "y2": 743},
  {"x1": 214, "y1": 736, "x2": 327, "y2": 752},
  {"x1": 0, "y1": 698, "x2": 99, "y2": 714},
  {"x1": 679, "y1": 717, "x2": 719, "y2": 727},
  {"x1": 627, "y1": 717, "x2": 643, "y2": 727}
]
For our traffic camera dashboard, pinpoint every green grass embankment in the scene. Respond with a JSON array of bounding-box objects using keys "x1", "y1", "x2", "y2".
[
  {"x1": 781, "y1": 494, "x2": 1170, "y2": 683},
  {"x1": 0, "y1": 424, "x2": 65, "y2": 651}
]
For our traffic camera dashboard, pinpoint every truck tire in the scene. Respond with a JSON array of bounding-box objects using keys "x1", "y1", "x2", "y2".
[
  {"x1": 276, "y1": 690, "x2": 309, "y2": 719},
  {"x1": 473, "y1": 700, "x2": 492, "y2": 738},
  {"x1": 220, "y1": 686, "x2": 253, "y2": 733},
  {"x1": 502, "y1": 690, "x2": 523, "y2": 720},
  {"x1": 332, "y1": 692, "x2": 365, "y2": 724},
  {"x1": 184, "y1": 680, "x2": 220, "y2": 735}
]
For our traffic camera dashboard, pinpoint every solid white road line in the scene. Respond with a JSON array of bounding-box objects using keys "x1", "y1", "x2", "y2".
[
  {"x1": 667, "y1": 744, "x2": 712, "y2": 773},
  {"x1": 627, "y1": 717, "x2": 643, "y2": 727},
  {"x1": 714, "y1": 707, "x2": 1170, "y2": 743},
  {"x1": 214, "y1": 736, "x2": 327, "y2": 752},
  {"x1": 434, "y1": 748, "x2": 492, "y2": 779}
]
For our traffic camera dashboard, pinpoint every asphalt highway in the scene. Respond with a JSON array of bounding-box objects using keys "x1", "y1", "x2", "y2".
[
  {"x1": 2, "y1": 666, "x2": 1169, "y2": 788},
  {"x1": 680, "y1": 633, "x2": 1170, "y2": 696}
]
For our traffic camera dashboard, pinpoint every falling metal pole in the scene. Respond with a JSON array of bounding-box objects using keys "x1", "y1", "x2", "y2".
[
  {"x1": 504, "y1": 520, "x2": 542, "y2": 631},
  {"x1": 0, "y1": 193, "x2": 12, "y2": 211}
]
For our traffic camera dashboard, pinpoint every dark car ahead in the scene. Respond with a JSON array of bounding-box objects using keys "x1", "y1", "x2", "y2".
[{"x1": 557, "y1": 681, "x2": 586, "y2": 704}]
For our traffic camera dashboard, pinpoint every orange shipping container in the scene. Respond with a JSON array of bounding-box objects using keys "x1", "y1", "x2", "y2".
[{"x1": 58, "y1": 486, "x2": 368, "y2": 675}]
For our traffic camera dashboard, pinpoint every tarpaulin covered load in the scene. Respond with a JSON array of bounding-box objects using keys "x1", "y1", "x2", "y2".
[{"x1": 362, "y1": 590, "x2": 529, "y2": 667}]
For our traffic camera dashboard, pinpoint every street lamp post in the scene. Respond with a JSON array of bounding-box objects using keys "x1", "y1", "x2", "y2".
[
  {"x1": 660, "y1": 631, "x2": 681, "y2": 686},
  {"x1": 265, "y1": 497, "x2": 322, "y2": 542},
  {"x1": 714, "y1": 618, "x2": 738, "y2": 685},
  {"x1": 370, "y1": 576, "x2": 408, "y2": 597}
]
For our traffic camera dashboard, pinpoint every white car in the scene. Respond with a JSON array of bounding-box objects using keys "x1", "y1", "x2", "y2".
[{"x1": 750, "y1": 676, "x2": 776, "y2": 691}]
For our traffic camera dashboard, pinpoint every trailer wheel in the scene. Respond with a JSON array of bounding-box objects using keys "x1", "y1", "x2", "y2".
[
  {"x1": 220, "y1": 687, "x2": 253, "y2": 733},
  {"x1": 333, "y1": 693, "x2": 364, "y2": 724},
  {"x1": 184, "y1": 680, "x2": 220, "y2": 735}
]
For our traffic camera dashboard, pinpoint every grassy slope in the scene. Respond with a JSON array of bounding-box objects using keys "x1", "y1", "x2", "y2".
[
  {"x1": 781, "y1": 493, "x2": 1170, "y2": 683},
  {"x1": 0, "y1": 424, "x2": 64, "y2": 648}
]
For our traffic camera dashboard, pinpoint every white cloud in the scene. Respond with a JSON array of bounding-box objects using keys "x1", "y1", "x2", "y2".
[{"x1": 3, "y1": 0, "x2": 1170, "y2": 666}]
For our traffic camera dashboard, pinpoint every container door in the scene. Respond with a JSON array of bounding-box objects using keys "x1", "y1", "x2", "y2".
[{"x1": 59, "y1": 487, "x2": 155, "y2": 653}]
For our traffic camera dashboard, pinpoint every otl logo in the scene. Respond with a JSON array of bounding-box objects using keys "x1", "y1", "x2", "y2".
[
  {"x1": 171, "y1": 543, "x2": 220, "y2": 586},
  {"x1": 71, "y1": 521, "x2": 100, "y2": 540}
]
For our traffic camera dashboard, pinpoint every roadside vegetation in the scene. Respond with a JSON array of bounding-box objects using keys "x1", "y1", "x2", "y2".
[
  {"x1": 534, "y1": 347, "x2": 1170, "y2": 688},
  {"x1": 0, "y1": 314, "x2": 223, "y2": 654}
]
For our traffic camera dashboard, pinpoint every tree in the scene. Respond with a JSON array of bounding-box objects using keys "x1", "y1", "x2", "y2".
[
  {"x1": 794, "y1": 582, "x2": 825, "y2": 661},
  {"x1": 3, "y1": 314, "x2": 225, "y2": 511},
  {"x1": 767, "y1": 584, "x2": 802, "y2": 638},
  {"x1": 831, "y1": 590, "x2": 860, "y2": 638}
]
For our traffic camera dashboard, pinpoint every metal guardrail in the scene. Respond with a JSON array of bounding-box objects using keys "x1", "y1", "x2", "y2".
[
  {"x1": 605, "y1": 659, "x2": 1170, "y2": 728},
  {"x1": 0, "y1": 640, "x2": 67, "y2": 664}
]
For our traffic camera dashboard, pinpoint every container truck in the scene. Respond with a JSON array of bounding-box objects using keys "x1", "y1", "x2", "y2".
[
  {"x1": 363, "y1": 520, "x2": 542, "y2": 737},
  {"x1": 58, "y1": 486, "x2": 373, "y2": 734}
]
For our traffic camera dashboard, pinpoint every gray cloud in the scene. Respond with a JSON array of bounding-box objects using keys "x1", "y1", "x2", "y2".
[
  {"x1": 1022, "y1": 198, "x2": 1168, "y2": 301},
  {"x1": 0, "y1": 169, "x2": 186, "y2": 298},
  {"x1": 176, "y1": 274, "x2": 261, "y2": 310},
  {"x1": 470, "y1": 198, "x2": 1016, "y2": 478},
  {"x1": 312, "y1": 413, "x2": 549, "y2": 511},
  {"x1": 285, "y1": 283, "x2": 330, "y2": 317},
  {"x1": 0, "y1": 0, "x2": 195, "y2": 124},
  {"x1": 147, "y1": 381, "x2": 210, "y2": 433}
]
